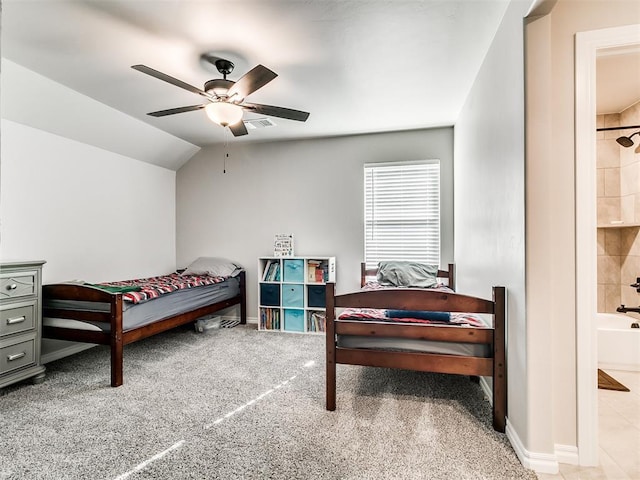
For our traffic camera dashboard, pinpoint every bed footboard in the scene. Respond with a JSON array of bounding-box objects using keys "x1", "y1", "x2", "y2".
[{"x1": 325, "y1": 282, "x2": 507, "y2": 432}]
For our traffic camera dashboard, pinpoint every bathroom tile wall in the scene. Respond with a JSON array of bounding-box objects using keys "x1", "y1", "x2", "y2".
[
  {"x1": 620, "y1": 101, "x2": 640, "y2": 224},
  {"x1": 596, "y1": 103, "x2": 640, "y2": 313}
]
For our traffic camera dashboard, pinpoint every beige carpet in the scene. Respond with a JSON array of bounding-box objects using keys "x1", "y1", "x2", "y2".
[
  {"x1": 1, "y1": 325, "x2": 536, "y2": 479},
  {"x1": 598, "y1": 368, "x2": 630, "y2": 392}
]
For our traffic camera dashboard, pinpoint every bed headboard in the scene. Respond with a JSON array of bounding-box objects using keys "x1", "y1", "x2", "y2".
[{"x1": 360, "y1": 262, "x2": 455, "y2": 290}]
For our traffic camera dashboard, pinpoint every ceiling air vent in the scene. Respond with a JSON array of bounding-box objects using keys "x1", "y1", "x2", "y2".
[{"x1": 244, "y1": 118, "x2": 277, "y2": 129}]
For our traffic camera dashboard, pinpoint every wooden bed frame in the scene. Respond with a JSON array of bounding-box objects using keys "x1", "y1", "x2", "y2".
[
  {"x1": 326, "y1": 264, "x2": 506, "y2": 432},
  {"x1": 42, "y1": 271, "x2": 247, "y2": 387}
]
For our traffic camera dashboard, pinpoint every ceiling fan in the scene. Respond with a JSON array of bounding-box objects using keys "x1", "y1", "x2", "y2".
[{"x1": 131, "y1": 58, "x2": 310, "y2": 137}]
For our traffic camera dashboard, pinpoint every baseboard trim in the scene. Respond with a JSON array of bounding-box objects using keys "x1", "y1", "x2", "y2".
[
  {"x1": 479, "y1": 376, "x2": 492, "y2": 405},
  {"x1": 41, "y1": 343, "x2": 95, "y2": 364},
  {"x1": 555, "y1": 444, "x2": 579, "y2": 465},
  {"x1": 599, "y1": 362, "x2": 640, "y2": 372},
  {"x1": 506, "y1": 420, "x2": 559, "y2": 474}
]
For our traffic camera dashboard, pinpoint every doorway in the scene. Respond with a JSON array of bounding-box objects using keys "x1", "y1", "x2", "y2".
[{"x1": 575, "y1": 23, "x2": 640, "y2": 466}]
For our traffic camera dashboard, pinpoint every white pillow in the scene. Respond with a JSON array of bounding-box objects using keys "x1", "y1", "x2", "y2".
[
  {"x1": 376, "y1": 261, "x2": 438, "y2": 288},
  {"x1": 182, "y1": 257, "x2": 241, "y2": 277}
]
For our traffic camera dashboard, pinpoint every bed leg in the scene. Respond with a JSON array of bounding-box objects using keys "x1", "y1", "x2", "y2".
[
  {"x1": 326, "y1": 359, "x2": 336, "y2": 410},
  {"x1": 326, "y1": 282, "x2": 336, "y2": 411},
  {"x1": 111, "y1": 340, "x2": 123, "y2": 387},
  {"x1": 493, "y1": 286, "x2": 507, "y2": 433},
  {"x1": 111, "y1": 294, "x2": 124, "y2": 387},
  {"x1": 239, "y1": 271, "x2": 247, "y2": 325}
]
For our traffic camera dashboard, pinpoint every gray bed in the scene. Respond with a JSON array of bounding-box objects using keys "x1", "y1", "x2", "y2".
[
  {"x1": 43, "y1": 277, "x2": 241, "y2": 332},
  {"x1": 42, "y1": 270, "x2": 246, "y2": 387}
]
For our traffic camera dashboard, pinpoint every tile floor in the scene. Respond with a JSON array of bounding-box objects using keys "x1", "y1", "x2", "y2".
[{"x1": 536, "y1": 369, "x2": 640, "y2": 480}]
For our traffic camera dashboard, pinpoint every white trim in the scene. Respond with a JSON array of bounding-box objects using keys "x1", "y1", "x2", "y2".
[
  {"x1": 555, "y1": 444, "x2": 580, "y2": 466},
  {"x1": 598, "y1": 361, "x2": 640, "y2": 372},
  {"x1": 575, "y1": 23, "x2": 640, "y2": 467},
  {"x1": 506, "y1": 419, "x2": 559, "y2": 474},
  {"x1": 363, "y1": 159, "x2": 439, "y2": 168},
  {"x1": 41, "y1": 343, "x2": 95, "y2": 364},
  {"x1": 479, "y1": 376, "x2": 492, "y2": 405}
]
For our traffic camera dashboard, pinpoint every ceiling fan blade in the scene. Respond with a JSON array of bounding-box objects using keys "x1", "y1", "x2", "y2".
[
  {"x1": 242, "y1": 103, "x2": 310, "y2": 122},
  {"x1": 147, "y1": 105, "x2": 206, "y2": 117},
  {"x1": 227, "y1": 65, "x2": 277, "y2": 100},
  {"x1": 132, "y1": 65, "x2": 213, "y2": 99},
  {"x1": 229, "y1": 121, "x2": 248, "y2": 137}
]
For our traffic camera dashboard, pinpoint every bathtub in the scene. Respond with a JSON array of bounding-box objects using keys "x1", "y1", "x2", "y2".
[{"x1": 597, "y1": 313, "x2": 640, "y2": 371}]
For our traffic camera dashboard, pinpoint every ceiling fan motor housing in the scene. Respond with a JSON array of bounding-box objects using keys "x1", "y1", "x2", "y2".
[{"x1": 204, "y1": 78, "x2": 235, "y2": 98}]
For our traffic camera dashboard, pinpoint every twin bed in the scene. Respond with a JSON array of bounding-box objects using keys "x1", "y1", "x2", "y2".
[
  {"x1": 325, "y1": 262, "x2": 506, "y2": 432},
  {"x1": 42, "y1": 258, "x2": 246, "y2": 387},
  {"x1": 41, "y1": 258, "x2": 506, "y2": 433}
]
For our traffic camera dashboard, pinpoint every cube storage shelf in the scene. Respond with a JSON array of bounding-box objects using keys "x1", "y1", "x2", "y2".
[{"x1": 258, "y1": 256, "x2": 336, "y2": 334}]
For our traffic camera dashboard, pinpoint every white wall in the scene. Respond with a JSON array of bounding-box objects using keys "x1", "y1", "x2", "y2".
[
  {"x1": 0, "y1": 120, "x2": 176, "y2": 283},
  {"x1": 1, "y1": 61, "x2": 179, "y2": 360},
  {"x1": 0, "y1": 61, "x2": 179, "y2": 283},
  {"x1": 176, "y1": 128, "x2": 454, "y2": 319},
  {"x1": 454, "y1": 0, "x2": 532, "y2": 462}
]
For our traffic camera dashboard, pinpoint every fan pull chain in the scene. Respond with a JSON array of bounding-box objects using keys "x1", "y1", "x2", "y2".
[{"x1": 223, "y1": 127, "x2": 229, "y2": 173}]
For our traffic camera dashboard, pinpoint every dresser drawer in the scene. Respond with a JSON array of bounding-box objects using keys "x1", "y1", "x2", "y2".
[
  {"x1": 0, "y1": 272, "x2": 37, "y2": 300},
  {"x1": 0, "y1": 339, "x2": 35, "y2": 375},
  {"x1": 0, "y1": 302, "x2": 36, "y2": 337}
]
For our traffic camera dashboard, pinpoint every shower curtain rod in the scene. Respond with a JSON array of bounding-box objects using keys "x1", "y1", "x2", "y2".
[{"x1": 596, "y1": 124, "x2": 640, "y2": 131}]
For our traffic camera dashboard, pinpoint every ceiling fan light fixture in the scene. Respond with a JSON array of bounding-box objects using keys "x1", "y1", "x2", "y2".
[{"x1": 205, "y1": 102, "x2": 243, "y2": 127}]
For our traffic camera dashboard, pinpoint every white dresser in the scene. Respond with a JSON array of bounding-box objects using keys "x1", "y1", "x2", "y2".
[{"x1": 0, "y1": 260, "x2": 46, "y2": 388}]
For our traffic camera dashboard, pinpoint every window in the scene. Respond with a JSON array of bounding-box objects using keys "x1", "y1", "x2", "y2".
[{"x1": 364, "y1": 160, "x2": 440, "y2": 268}]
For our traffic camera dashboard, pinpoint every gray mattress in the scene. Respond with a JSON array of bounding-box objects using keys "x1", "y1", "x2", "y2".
[
  {"x1": 337, "y1": 334, "x2": 491, "y2": 357},
  {"x1": 43, "y1": 276, "x2": 240, "y2": 332}
]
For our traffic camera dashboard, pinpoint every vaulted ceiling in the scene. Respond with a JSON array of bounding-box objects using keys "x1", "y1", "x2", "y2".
[
  {"x1": 2, "y1": 0, "x2": 512, "y2": 150},
  {"x1": 4, "y1": 1, "x2": 639, "y2": 171}
]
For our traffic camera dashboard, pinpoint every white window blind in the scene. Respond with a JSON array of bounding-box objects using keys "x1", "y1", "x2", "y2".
[{"x1": 364, "y1": 161, "x2": 440, "y2": 268}]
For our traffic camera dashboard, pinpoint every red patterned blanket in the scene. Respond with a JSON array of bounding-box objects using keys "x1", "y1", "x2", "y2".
[
  {"x1": 97, "y1": 273, "x2": 229, "y2": 304},
  {"x1": 338, "y1": 282, "x2": 487, "y2": 327}
]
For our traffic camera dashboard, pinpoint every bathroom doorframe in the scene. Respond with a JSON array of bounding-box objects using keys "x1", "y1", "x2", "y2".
[{"x1": 575, "y1": 23, "x2": 640, "y2": 466}]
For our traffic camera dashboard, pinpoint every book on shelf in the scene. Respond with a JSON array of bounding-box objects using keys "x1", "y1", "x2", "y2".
[
  {"x1": 262, "y1": 260, "x2": 281, "y2": 282},
  {"x1": 308, "y1": 311, "x2": 326, "y2": 332},
  {"x1": 260, "y1": 308, "x2": 281, "y2": 330},
  {"x1": 307, "y1": 264, "x2": 317, "y2": 282},
  {"x1": 262, "y1": 261, "x2": 271, "y2": 281},
  {"x1": 307, "y1": 260, "x2": 325, "y2": 283},
  {"x1": 269, "y1": 262, "x2": 280, "y2": 281}
]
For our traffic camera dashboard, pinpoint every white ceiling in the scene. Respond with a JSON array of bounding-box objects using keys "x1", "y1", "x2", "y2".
[
  {"x1": 1, "y1": 0, "x2": 512, "y2": 150},
  {"x1": 597, "y1": 47, "x2": 640, "y2": 116}
]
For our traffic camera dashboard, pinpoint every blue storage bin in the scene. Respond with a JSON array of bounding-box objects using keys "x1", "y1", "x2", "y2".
[
  {"x1": 260, "y1": 283, "x2": 280, "y2": 306},
  {"x1": 282, "y1": 284, "x2": 304, "y2": 308},
  {"x1": 283, "y1": 259, "x2": 304, "y2": 283},
  {"x1": 284, "y1": 309, "x2": 304, "y2": 332},
  {"x1": 307, "y1": 285, "x2": 326, "y2": 308}
]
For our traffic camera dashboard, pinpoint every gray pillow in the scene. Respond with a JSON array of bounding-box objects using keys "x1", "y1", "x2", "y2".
[
  {"x1": 376, "y1": 261, "x2": 438, "y2": 288},
  {"x1": 182, "y1": 257, "x2": 242, "y2": 277}
]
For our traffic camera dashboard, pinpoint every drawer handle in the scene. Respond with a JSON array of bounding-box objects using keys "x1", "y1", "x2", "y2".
[
  {"x1": 7, "y1": 352, "x2": 26, "y2": 362},
  {"x1": 6, "y1": 316, "x2": 26, "y2": 325},
  {"x1": 6, "y1": 284, "x2": 18, "y2": 291}
]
